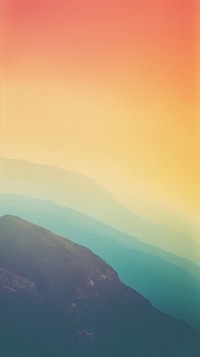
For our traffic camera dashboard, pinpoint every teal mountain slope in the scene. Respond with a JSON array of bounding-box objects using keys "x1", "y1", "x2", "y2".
[
  {"x1": 0, "y1": 215, "x2": 200, "y2": 357},
  {"x1": 1, "y1": 194, "x2": 199, "y2": 332},
  {"x1": 0, "y1": 157, "x2": 199, "y2": 264}
]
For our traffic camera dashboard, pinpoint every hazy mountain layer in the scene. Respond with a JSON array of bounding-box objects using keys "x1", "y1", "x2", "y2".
[
  {"x1": 0, "y1": 215, "x2": 199, "y2": 357},
  {"x1": 1, "y1": 194, "x2": 199, "y2": 332},
  {"x1": 1, "y1": 158, "x2": 199, "y2": 263}
]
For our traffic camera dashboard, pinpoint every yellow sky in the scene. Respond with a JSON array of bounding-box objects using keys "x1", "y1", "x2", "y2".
[
  {"x1": 1, "y1": 72, "x2": 199, "y2": 222},
  {"x1": 0, "y1": 0, "x2": 199, "y2": 223}
]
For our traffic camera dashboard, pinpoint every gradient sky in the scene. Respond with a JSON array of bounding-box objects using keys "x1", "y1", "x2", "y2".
[{"x1": 1, "y1": 0, "x2": 199, "y2": 224}]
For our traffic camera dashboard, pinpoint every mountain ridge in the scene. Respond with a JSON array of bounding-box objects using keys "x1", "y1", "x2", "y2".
[
  {"x1": 1, "y1": 157, "x2": 198, "y2": 264},
  {"x1": 0, "y1": 214, "x2": 200, "y2": 357},
  {"x1": 1, "y1": 193, "x2": 200, "y2": 332}
]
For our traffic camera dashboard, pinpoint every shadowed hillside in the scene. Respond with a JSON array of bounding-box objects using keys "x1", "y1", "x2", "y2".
[
  {"x1": 0, "y1": 215, "x2": 200, "y2": 357},
  {"x1": 0, "y1": 194, "x2": 200, "y2": 332}
]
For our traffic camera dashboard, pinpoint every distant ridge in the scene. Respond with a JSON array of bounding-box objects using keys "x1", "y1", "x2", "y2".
[{"x1": 0, "y1": 157, "x2": 199, "y2": 264}]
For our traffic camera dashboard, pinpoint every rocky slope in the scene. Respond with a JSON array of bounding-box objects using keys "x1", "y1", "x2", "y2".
[{"x1": 0, "y1": 215, "x2": 199, "y2": 357}]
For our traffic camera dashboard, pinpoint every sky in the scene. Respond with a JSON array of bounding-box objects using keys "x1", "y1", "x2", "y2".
[{"x1": 1, "y1": 0, "x2": 199, "y2": 224}]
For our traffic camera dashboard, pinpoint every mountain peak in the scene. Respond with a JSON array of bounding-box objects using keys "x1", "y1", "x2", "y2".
[
  {"x1": 0, "y1": 214, "x2": 30, "y2": 225},
  {"x1": 0, "y1": 214, "x2": 20, "y2": 221}
]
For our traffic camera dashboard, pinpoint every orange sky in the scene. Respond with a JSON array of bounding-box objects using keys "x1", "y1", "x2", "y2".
[{"x1": 1, "y1": 0, "x2": 199, "y2": 222}]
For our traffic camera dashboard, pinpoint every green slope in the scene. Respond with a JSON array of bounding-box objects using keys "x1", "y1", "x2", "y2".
[
  {"x1": 1, "y1": 215, "x2": 200, "y2": 357},
  {"x1": 0, "y1": 194, "x2": 199, "y2": 332}
]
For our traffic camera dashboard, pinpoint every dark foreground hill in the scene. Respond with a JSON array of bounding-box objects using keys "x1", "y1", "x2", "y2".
[
  {"x1": 0, "y1": 194, "x2": 199, "y2": 332},
  {"x1": 0, "y1": 215, "x2": 199, "y2": 357}
]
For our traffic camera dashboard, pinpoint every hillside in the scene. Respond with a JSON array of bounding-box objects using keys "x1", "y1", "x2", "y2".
[
  {"x1": 0, "y1": 215, "x2": 199, "y2": 357},
  {"x1": 0, "y1": 194, "x2": 199, "y2": 332}
]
